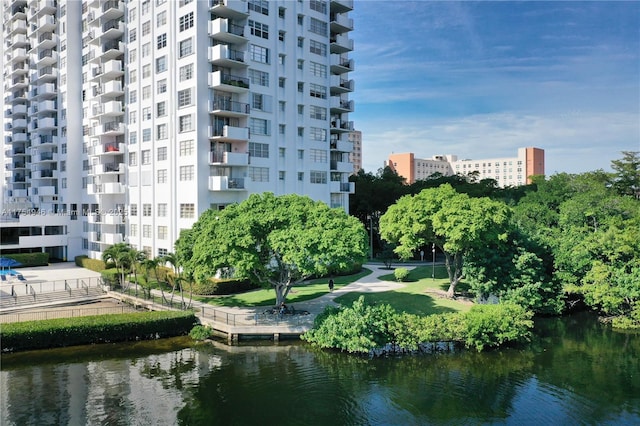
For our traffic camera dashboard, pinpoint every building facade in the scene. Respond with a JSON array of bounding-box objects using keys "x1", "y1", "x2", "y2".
[
  {"x1": 2, "y1": 0, "x2": 355, "y2": 260},
  {"x1": 387, "y1": 147, "x2": 545, "y2": 187},
  {"x1": 347, "y1": 129, "x2": 360, "y2": 173}
]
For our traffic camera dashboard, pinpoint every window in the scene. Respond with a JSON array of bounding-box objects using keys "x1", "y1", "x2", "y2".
[
  {"x1": 130, "y1": 204, "x2": 138, "y2": 216},
  {"x1": 143, "y1": 107, "x2": 151, "y2": 120},
  {"x1": 157, "y1": 169, "x2": 167, "y2": 183},
  {"x1": 279, "y1": 171, "x2": 285, "y2": 180},
  {"x1": 158, "y1": 248, "x2": 168, "y2": 257},
  {"x1": 129, "y1": 7, "x2": 136, "y2": 22},
  {"x1": 179, "y1": 12, "x2": 194, "y2": 31},
  {"x1": 158, "y1": 226, "x2": 168, "y2": 240},
  {"x1": 298, "y1": 172, "x2": 304, "y2": 181},
  {"x1": 279, "y1": 31, "x2": 285, "y2": 42},
  {"x1": 143, "y1": 128, "x2": 151, "y2": 142},
  {"x1": 143, "y1": 64, "x2": 151, "y2": 78},
  {"x1": 129, "y1": 28, "x2": 137, "y2": 42},
  {"x1": 130, "y1": 224, "x2": 137, "y2": 237},
  {"x1": 310, "y1": 105, "x2": 327, "y2": 120},
  {"x1": 179, "y1": 0, "x2": 193, "y2": 5},
  {"x1": 249, "y1": 45, "x2": 269, "y2": 64},
  {"x1": 157, "y1": 203, "x2": 167, "y2": 217},
  {"x1": 157, "y1": 11, "x2": 166, "y2": 26},
  {"x1": 298, "y1": 105, "x2": 304, "y2": 115},
  {"x1": 279, "y1": 124, "x2": 285, "y2": 134},
  {"x1": 249, "y1": 20, "x2": 269, "y2": 39},
  {"x1": 179, "y1": 38, "x2": 193, "y2": 57},
  {"x1": 180, "y1": 203, "x2": 195, "y2": 218},
  {"x1": 310, "y1": 83, "x2": 327, "y2": 99},
  {"x1": 309, "y1": 18, "x2": 327, "y2": 36},
  {"x1": 143, "y1": 85, "x2": 151, "y2": 100},
  {"x1": 298, "y1": 37, "x2": 304, "y2": 48},
  {"x1": 157, "y1": 33, "x2": 166, "y2": 49},
  {"x1": 157, "y1": 146, "x2": 167, "y2": 160},
  {"x1": 129, "y1": 152, "x2": 137, "y2": 166},
  {"x1": 142, "y1": 150, "x2": 151, "y2": 165},
  {"x1": 278, "y1": 7, "x2": 285, "y2": 18},
  {"x1": 248, "y1": 69, "x2": 269, "y2": 87},
  {"x1": 310, "y1": 0, "x2": 327, "y2": 14},
  {"x1": 251, "y1": 93, "x2": 271, "y2": 112},
  {"x1": 179, "y1": 115, "x2": 192, "y2": 132},
  {"x1": 249, "y1": 166, "x2": 269, "y2": 182},
  {"x1": 143, "y1": 225, "x2": 152, "y2": 238},
  {"x1": 142, "y1": 21, "x2": 151, "y2": 36},
  {"x1": 179, "y1": 64, "x2": 193, "y2": 81},
  {"x1": 249, "y1": 118, "x2": 269, "y2": 136},
  {"x1": 156, "y1": 101, "x2": 166, "y2": 117},
  {"x1": 297, "y1": 59, "x2": 304, "y2": 70},
  {"x1": 248, "y1": 0, "x2": 268, "y2": 15},
  {"x1": 178, "y1": 89, "x2": 192, "y2": 108},
  {"x1": 142, "y1": 0, "x2": 150, "y2": 14},
  {"x1": 157, "y1": 79, "x2": 167, "y2": 94},
  {"x1": 129, "y1": 70, "x2": 137, "y2": 83},
  {"x1": 279, "y1": 77, "x2": 285, "y2": 88},
  {"x1": 180, "y1": 165, "x2": 194, "y2": 181},
  {"x1": 249, "y1": 142, "x2": 269, "y2": 158},
  {"x1": 129, "y1": 131, "x2": 137, "y2": 144},
  {"x1": 310, "y1": 149, "x2": 327, "y2": 162},
  {"x1": 310, "y1": 40, "x2": 326, "y2": 56},
  {"x1": 129, "y1": 90, "x2": 137, "y2": 104},
  {"x1": 180, "y1": 140, "x2": 194, "y2": 156},
  {"x1": 156, "y1": 56, "x2": 167, "y2": 73},
  {"x1": 310, "y1": 127, "x2": 326, "y2": 141},
  {"x1": 143, "y1": 204, "x2": 152, "y2": 216},
  {"x1": 129, "y1": 111, "x2": 137, "y2": 124},
  {"x1": 310, "y1": 171, "x2": 327, "y2": 184}
]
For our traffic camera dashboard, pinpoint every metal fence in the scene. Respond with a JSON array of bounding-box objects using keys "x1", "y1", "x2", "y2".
[
  {"x1": 199, "y1": 305, "x2": 314, "y2": 327},
  {"x1": 0, "y1": 305, "x2": 137, "y2": 324}
]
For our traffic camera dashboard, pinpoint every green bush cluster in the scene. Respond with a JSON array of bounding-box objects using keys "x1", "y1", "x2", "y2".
[
  {"x1": 189, "y1": 325, "x2": 213, "y2": 341},
  {"x1": 75, "y1": 255, "x2": 109, "y2": 272},
  {"x1": 2, "y1": 253, "x2": 49, "y2": 267},
  {"x1": 302, "y1": 296, "x2": 533, "y2": 354},
  {"x1": 100, "y1": 269, "x2": 121, "y2": 286},
  {"x1": 191, "y1": 278, "x2": 258, "y2": 295},
  {"x1": 393, "y1": 267, "x2": 409, "y2": 282},
  {"x1": 1, "y1": 311, "x2": 196, "y2": 353}
]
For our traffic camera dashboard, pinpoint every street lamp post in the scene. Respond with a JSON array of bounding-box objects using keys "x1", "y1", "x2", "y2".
[
  {"x1": 432, "y1": 243, "x2": 436, "y2": 281},
  {"x1": 368, "y1": 215, "x2": 374, "y2": 259}
]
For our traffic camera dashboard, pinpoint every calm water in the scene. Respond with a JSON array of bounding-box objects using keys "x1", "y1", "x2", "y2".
[{"x1": 1, "y1": 313, "x2": 638, "y2": 425}]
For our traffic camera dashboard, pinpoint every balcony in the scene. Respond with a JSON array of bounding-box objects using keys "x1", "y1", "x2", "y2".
[
  {"x1": 33, "y1": 151, "x2": 58, "y2": 163},
  {"x1": 100, "y1": 121, "x2": 125, "y2": 136},
  {"x1": 33, "y1": 135, "x2": 57, "y2": 146},
  {"x1": 208, "y1": 45, "x2": 247, "y2": 68},
  {"x1": 12, "y1": 118, "x2": 27, "y2": 129},
  {"x1": 32, "y1": 169, "x2": 57, "y2": 179},
  {"x1": 330, "y1": 119, "x2": 354, "y2": 133},
  {"x1": 209, "y1": 0, "x2": 249, "y2": 19},
  {"x1": 10, "y1": 20, "x2": 27, "y2": 35},
  {"x1": 10, "y1": 63, "x2": 29, "y2": 77},
  {"x1": 102, "y1": 80, "x2": 124, "y2": 97},
  {"x1": 37, "y1": 185, "x2": 57, "y2": 196},
  {"x1": 209, "y1": 151, "x2": 249, "y2": 166},
  {"x1": 330, "y1": 137, "x2": 353, "y2": 153},
  {"x1": 13, "y1": 104, "x2": 28, "y2": 115},
  {"x1": 209, "y1": 124, "x2": 249, "y2": 142},
  {"x1": 37, "y1": 14, "x2": 56, "y2": 32},
  {"x1": 330, "y1": 76, "x2": 354, "y2": 94},
  {"x1": 208, "y1": 71, "x2": 249, "y2": 93},
  {"x1": 330, "y1": 13, "x2": 354, "y2": 34},
  {"x1": 8, "y1": 76, "x2": 28, "y2": 91},
  {"x1": 36, "y1": 65, "x2": 58, "y2": 82},
  {"x1": 89, "y1": 142, "x2": 123, "y2": 156},
  {"x1": 209, "y1": 18, "x2": 247, "y2": 44},
  {"x1": 330, "y1": 55, "x2": 354, "y2": 75},
  {"x1": 330, "y1": 98, "x2": 354, "y2": 113},
  {"x1": 90, "y1": 162, "x2": 124, "y2": 175},
  {"x1": 102, "y1": 232, "x2": 124, "y2": 245},
  {"x1": 10, "y1": 33, "x2": 28, "y2": 47},
  {"x1": 330, "y1": 34, "x2": 353, "y2": 54},
  {"x1": 101, "y1": 40, "x2": 124, "y2": 60},
  {"x1": 208, "y1": 176, "x2": 246, "y2": 191},
  {"x1": 37, "y1": 99, "x2": 56, "y2": 112},
  {"x1": 210, "y1": 98, "x2": 250, "y2": 118},
  {"x1": 102, "y1": 0, "x2": 124, "y2": 20},
  {"x1": 10, "y1": 48, "x2": 28, "y2": 63},
  {"x1": 102, "y1": 19, "x2": 124, "y2": 39},
  {"x1": 36, "y1": 32, "x2": 58, "y2": 50},
  {"x1": 38, "y1": 116, "x2": 57, "y2": 129},
  {"x1": 35, "y1": 48, "x2": 58, "y2": 66},
  {"x1": 330, "y1": 0, "x2": 353, "y2": 13},
  {"x1": 92, "y1": 100, "x2": 123, "y2": 117},
  {"x1": 92, "y1": 59, "x2": 123, "y2": 80},
  {"x1": 330, "y1": 181, "x2": 355, "y2": 193},
  {"x1": 34, "y1": 82, "x2": 56, "y2": 99},
  {"x1": 330, "y1": 160, "x2": 353, "y2": 173},
  {"x1": 12, "y1": 133, "x2": 28, "y2": 143},
  {"x1": 88, "y1": 182, "x2": 125, "y2": 195}
]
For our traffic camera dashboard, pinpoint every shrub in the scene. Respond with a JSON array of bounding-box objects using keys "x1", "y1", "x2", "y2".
[
  {"x1": 394, "y1": 267, "x2": 409, "y2": 282},
  {"x1": 100, "y1": 269, "x2": 121, "y2": 286},
  {"x1": 189, "y1": 325, "x2": 212, "y2": 341},
  {"x1": 75, "y1": 255, "x2": 109, "y2": 272},
  {"x1": 191, "y1": 278, "x2": 258, "y2": 295},
  {"x1": 463, "y1": 303, "x2": 534, "y2": 351},
  {"x1": 3, "y1": 253, "x2": 49, "y2": 267},
  {"x1": 1, "y1": 311, "x2": 196, "y2": 353}
]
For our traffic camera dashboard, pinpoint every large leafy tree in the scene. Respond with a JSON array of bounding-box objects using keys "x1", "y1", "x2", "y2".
[
  {"x1": 610, "y1": 150, "x2": 640, "y2": 199},
  {"x1": 379, "y1": 184, "x2": 511, "y2": 298},
  {"x1": 176, "y1": 193, "x2": 368, "y2": 305}
]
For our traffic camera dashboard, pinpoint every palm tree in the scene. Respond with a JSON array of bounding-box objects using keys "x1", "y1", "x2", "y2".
[
  {"x1": 102, "y1": 243, "x2": 132, "y2": 288},
  {"x1": 128, "y1": 249, "x2": 147, "y2": 297}
]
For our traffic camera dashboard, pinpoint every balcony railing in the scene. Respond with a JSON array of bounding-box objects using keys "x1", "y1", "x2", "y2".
[
  {"x1": 211, "y1": 98, "x2": 250, "y2": 114},
  {"x1": 221, "y1": 73, "x2": 249, "y2": 88}
]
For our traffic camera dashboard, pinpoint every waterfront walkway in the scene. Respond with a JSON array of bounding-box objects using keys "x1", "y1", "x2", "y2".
[{"x1": 0, "y1": 262, "x2": 419, "y2": 341}]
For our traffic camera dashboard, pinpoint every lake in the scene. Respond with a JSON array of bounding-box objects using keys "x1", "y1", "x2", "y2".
[{"x1": 1, "y1": 312, "x2": 638, "y2": 425}]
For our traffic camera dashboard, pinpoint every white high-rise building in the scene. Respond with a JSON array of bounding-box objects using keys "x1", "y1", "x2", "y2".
[{"x1": 2, "y1": 0, "x2": 355, "y2": 261}]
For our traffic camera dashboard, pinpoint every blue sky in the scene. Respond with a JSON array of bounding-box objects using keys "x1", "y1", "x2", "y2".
[{"x1": 350, "y1": 1, "x2": 640, "y2": 175}]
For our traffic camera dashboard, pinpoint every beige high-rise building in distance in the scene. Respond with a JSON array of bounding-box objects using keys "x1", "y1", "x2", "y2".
[{"x1": 348, "y1": 129, "x2": 361, "y2": 173}]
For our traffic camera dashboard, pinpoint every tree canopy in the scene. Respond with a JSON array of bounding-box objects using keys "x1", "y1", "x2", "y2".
[{"x1": 175, "y1": 193, "x2": 368, "y2": 305}]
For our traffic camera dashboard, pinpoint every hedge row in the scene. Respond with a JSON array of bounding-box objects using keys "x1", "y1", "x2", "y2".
[
  {"x1": 1, "y1": 252, "x2": 49, "y2": 267},
  {"x1": 193, "y1": 278, "x2": 259, "y2": 295},
  {"x1": 1, "y1": 310, "x2": 197, "y2": 353},
  {"x1": 75, "y1": 255, "x2": 109, "y2": 272}
]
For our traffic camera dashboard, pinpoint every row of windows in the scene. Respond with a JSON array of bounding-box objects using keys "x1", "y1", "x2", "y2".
[{"x1": 130, "y1": 203, "x2": 194, "y2": 219}]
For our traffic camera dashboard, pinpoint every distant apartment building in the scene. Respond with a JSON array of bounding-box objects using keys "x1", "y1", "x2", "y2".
[
  {"x1": 2, "y1": 0, "x2": 355, "y2": 260},
  {"x1": 386, "y1": 147, "x2": 544, "y2": 187},
  {"x1": 348, "y1": 129, "x2": 361, "y2": 173}
]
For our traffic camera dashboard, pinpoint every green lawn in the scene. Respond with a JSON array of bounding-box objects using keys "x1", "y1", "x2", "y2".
[
  {"x1": 193, "y1": 268, "x2": 373, "y2": 308},
  {"x1": 334, "y1": 265, "x2": 473, "y2": 316}
]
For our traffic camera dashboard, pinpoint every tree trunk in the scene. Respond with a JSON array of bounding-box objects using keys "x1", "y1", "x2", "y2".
[{"x1": 444, "y1": 252, "x2": 463, "y2": 298}]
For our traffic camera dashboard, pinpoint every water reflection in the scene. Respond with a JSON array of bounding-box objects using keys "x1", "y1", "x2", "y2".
[{"x1": 1, "y1": 314, "x2": 638, "y2": 425}]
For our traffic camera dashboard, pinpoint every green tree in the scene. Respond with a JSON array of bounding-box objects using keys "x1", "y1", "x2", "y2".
[
  {"x1": 177, "y1": 193, "x2": 368, "y2": 306},
  {"x1": 610, "y1": 151, "x2": 640, "y2": 199},
  {"x1": 379, "y1": 184, "x2": 511, "y2": 298},
  {"x1": 102, "y1": 242, "x2": 133, "y2": 288}
]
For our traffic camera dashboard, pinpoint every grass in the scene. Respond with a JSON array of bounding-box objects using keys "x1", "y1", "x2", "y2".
[
  {"x1": 334, "y1": 265, "x2": 473, "y2": 316},
  {"x1": 192, "y1": 268, "x2": 373, "y2": 308}
]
